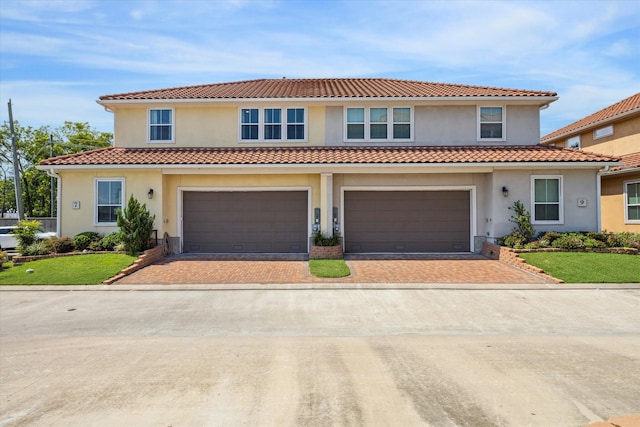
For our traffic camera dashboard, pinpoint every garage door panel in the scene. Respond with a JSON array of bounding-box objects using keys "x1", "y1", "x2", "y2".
[
  {"x1": 183, "y1": 191, "x2": 307, "y2": 253},
  {"x1": 344, "y1": 191, "x2": 470, "y2": 253}
]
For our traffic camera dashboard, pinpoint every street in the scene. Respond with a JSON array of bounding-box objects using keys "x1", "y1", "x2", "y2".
[{"x1": 1, "y1": 288, "x2": 639, "y2": 426}]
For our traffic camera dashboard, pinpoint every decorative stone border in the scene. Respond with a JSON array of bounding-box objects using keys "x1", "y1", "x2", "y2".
[
  {"x1": 103, "y1": 246, "x2": 165, "y2": 284},
  {"x1": 482, "y1": 242, "x2": 563, "y2": 283}
]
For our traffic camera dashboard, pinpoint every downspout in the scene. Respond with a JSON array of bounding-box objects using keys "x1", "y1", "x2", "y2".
[
  {"x1": 46, "y1": 168, "x2": 61, "y2": 238},
  {"x1": 596, "y1": 166, "x2": 609, "y2": 232}
]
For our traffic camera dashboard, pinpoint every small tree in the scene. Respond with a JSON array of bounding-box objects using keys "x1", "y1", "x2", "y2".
[
  {"x1": 508, "y1": 200, "x2": 535, "y2": 243},
  {"x1": 116, "y1": 195, "x2": 155, "y2": 255},
  {"x1": 13, "y1": 219, "x2": 43, "y2": 250}
]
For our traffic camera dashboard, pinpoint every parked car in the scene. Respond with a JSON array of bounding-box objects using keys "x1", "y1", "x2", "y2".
[{"x1": 0, "y1": 226, "x2": 56, "y2": 250}]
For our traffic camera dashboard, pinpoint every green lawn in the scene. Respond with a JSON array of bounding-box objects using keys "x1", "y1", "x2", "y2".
[
  {"x1": 519, "y1": 252, "x2": 640, "y2": 283},
  {"x1": 0, "y1": 254, "x2": 137, "y2": 285},
  {"x1": 309, "y1": 259, "x2": 351, "y2": 278}
]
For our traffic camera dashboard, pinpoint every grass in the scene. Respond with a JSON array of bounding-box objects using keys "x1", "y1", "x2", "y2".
[
  {"x1": 0, "y1": 254, "x2": 137, "y2": 285},
  {"x1": 519, "y1": 252, "x2": 640, "y2": 283},
  {"x1": 309, "y1": 259, "x2": 351, "y2": 278}
]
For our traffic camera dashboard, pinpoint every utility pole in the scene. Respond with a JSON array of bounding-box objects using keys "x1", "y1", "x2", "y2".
[
  {"x1": 7, "y1": 99, "x2": 24, "y2": 220},
  {"x1": 50, "y1": 134, "x2": 55, "y2": 217}
]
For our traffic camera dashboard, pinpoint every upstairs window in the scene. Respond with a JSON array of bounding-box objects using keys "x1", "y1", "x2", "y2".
[
  {"x1": 625, "y1": 180, "x2": 640, "y2": 223},
  {"x1": 532, "y1": 176, "x2": 563, "y2": 224},
  {"x1": 594, "y1": 125, "x2": 614, "y2": 140},
  {"x1": 149, "y1": 109, "x2": 173, "y2": 142},
  {"x1": 345, "y1": 107, "x2": 412, "y2": 141},
  {"x1": 96, "y1": 178, "x2": 123, "y2": 225},
  {"x1": 240, "y1": 107, "x2": 306, "y2": 141},
  {"x1": 478, "y1": 106, "x2": 505, "y2": 141},
  {"x1": 566, "y1": 136, "x2": 581, "y2": 149}
]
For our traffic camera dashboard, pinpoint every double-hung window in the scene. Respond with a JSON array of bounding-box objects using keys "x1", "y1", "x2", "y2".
[
  {"x1": 532, "y1": 176, "x2": 563, "y2": 224},
  {"x1": 345, "y1": 107, "x2": 412, "y2": 142},
  {"x1": 625, "y1": 180, "x2": 640, "y2": 223},
  {"x1": 478, "y1": 106, "x2": 505, "y2": 141},
  {"x1": 96, "y1": 178, "x2": 124, "y2": 225},
  {"x1": 240, "y1": 107, "x2": 306, "y2": 141},
  {"x1": 149, "y1": 109, "x2": 173, "y2": 142}
]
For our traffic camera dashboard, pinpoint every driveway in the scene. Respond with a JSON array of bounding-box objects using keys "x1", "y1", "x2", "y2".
[
  {"x1": 1, "y1": 288, "x2": 639, "y2": 426},
  {"x1": 115, "y1": 253, "x2": 549, "y2": 285}
]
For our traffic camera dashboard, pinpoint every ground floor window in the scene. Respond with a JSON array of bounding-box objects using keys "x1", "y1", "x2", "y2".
[
  {"x1": 96, "y1": 178, "x2": 124, "y2": 225},
  {"x1": 532, "y1": 175, "x2": 562, "y2": 224},
  {"x1": 625, "y1": 180, "x2": 640, "y2": 223}
]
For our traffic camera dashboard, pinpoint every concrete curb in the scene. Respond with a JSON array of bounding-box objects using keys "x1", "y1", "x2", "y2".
[{"x1": 2, "y1": 283, "x2": 639, "y2": 291}]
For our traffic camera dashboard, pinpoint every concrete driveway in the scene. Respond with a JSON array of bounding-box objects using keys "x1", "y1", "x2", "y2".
[
  {"x1": 115, "y1": 254, "x2": 549, "y2": 285},
  {"x1": 1, "y1": 288, "x2": 639, "y2": 426}
]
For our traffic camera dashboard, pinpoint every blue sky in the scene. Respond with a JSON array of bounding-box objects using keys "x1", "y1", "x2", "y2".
[{"x1": 1, "y1": 0, "x2": 639, "y2": 137}]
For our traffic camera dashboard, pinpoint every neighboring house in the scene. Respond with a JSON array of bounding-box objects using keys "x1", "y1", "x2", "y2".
[
  {"x1": 541, "y1": 93, "x2": 639, "y2": 232},
  {"x1": 38, "y1": 78, "x2": 618, "y2": 254}
]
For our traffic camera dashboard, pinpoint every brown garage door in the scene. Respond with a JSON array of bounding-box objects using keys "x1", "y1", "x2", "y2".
[
  {"x1": 344, "y1": 191, "x2": 470, "y2": 253},
  {"x1": 183, "y1": 191, "x2": 308, "y2": 253}
]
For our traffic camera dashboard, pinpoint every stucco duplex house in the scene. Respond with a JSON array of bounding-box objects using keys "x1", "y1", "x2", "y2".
[
  {"x1": 39, "y1": 78, "x2": 617, "y2": 254},
  {"x1": 541, "y1": 92, "x2": 639, "y2": 232}
]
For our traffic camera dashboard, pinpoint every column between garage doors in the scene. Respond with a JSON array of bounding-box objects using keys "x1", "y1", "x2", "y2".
[{"x1": 340, "y1": 186, "x2": 477, "y2": 253}]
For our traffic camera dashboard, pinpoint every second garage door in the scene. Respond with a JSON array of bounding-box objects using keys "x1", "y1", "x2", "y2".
[
  {"x1": 183, "y1": 191, "x2": 308, "y2": 253},
  {"x1": 344, "y1": 191, "x2": 470, "y2": 253}
]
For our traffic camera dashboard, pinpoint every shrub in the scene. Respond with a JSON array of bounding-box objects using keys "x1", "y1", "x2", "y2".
[
  {"x1": 501, "y1": 231, "x2": 528, "y2": 248},
  {"x1": 75, "y1": 231, "x2": 102, "y2": 242},
  {"x1": 508, "y1": 201, "x2": 535, "y2": 243},
  {"x1": 117, "y1": 195, "x2": 156, "y2": 255},
  {"x1": 88, "y1": 240, "x2": 103, "y2": 251},
  {"x1": 615, "y1": 232, "x2": 640, "y2": 249},
  {"x1": 537, "y1": 231, "x2": 562, "y2": 245},
  {"x1": 585, "y1": 232, "x2": 608, "y2": 243},
  {"x1": 51, "y1": 236, "x2": 75, "y2": 253},
  {"x1": 73, "y1": 234, "x2": 92, "y2": 251},
  {"x1": 551, "y1": 233, "x2": 585, "y2": 249},
  {"x1": 312, "y1": 231, "x2": 341, "y2": 246},
  {"x1": 583, "y1": 238, "x2": 605, "y2": 249},
  {"x1": 22, "y1": 241, "x2": 52, "y2": 256},
  {"x1": 13, "y1": 220, "x2": 43, "y2": 249},
  {"x1": 100, "y1": 232, "x2": 124, "y2": 251}
]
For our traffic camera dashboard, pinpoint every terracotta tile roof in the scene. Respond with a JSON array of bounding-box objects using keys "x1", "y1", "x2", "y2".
[
  {"x1": 99, "y1": 78, "x2": 557, "y2": 101},
  {"x1": 541, "y1": 92, "x2": 640, "y2": 142},
  {"x1": 40, "y1": 145, "x2": 617, "y2": 167},
  {"x1": 610, "y1": 152, "x2": 640, "y2": 172}
]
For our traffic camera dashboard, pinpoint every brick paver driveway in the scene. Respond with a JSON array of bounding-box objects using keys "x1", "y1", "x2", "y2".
[{"x1": 115, "y1": 254, "x2": 547, "y2": 285}]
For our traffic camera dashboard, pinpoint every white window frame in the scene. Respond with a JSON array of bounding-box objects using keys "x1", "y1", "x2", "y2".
[
  {"x1": 566, "y1": 135, "x2": 581, "y2": 149},
  {"x1": 95, "y1": 178, "x2": 125, "y2": 226},
  {"x1": 238, "y1": 107, "x2": 307, "y2": 142},
  {"x1": 594, "y1": 125, "x2": 614, "y2": 140},
  {"x1": 531, "y1": 175, "x2": 563, "y2": 225},
  {"x1": 147, "y1": 108, "x2": 174, "y2": 143},
  {"x1": 344, "y1": 106, "x2": 413, "y2": 142},
  {"x1": 624, "y1": 179, "x2": 640, "y2": 224},
  {"x1": 477, "y1": 106, "x2": 506, "y2": 142}
]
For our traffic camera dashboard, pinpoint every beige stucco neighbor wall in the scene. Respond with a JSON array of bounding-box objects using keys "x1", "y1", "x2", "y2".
[
  {"x1": 578, "y1": 117, "x2": 640, "y2": 156},
  {"x1": 601, "y1": 173, "x2": 640, "y2": 232}
]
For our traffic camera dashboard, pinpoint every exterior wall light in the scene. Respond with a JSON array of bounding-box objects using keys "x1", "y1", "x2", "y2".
[
  {"x1": 502, "y1": 186, "x2": 509, "y2": 197},
  {"x1": 147, "y1": 188, "x2": 154, "y2": 199}
]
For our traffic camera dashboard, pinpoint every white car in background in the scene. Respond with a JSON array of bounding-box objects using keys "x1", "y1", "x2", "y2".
[{"x1": 0, "y1": 226, "x2": 56, "y2": 250}]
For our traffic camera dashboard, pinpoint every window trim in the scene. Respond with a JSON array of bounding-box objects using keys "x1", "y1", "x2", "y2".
[
  {"x1": 147, "y1": 108, "x2": 175, "y2": 144},
  {"x1": 344, "y1": 106, "x2": 413, "y2": 142},
  {"x1": 624, "y1": 179, "x2": 640, "y2": 224},
  {"x1": 238, "y1": 107, "x2": 307, "y2": 142},
  {"x1": 531, "y1": 175, "x2": 563, "y2": 225},
  {"x1": 94, "y1": 178, "x2": 125, "y2": 226},
  {"x1": 477, "y1": 105, "x2": 506, "y2": 142},
  {"x1": 594, "y1": 125, "x2": 614, "y2": 140}
]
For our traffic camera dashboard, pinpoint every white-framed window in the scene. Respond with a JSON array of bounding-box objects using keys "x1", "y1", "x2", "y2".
[
  {"x1": 345, "y1": 107, "x2": 413, "y2": 142},
  {"x1": 594, "y1": 125, "x2": 614, "y2": 140},
  {"x1": 95, "y1": 178, "x2": 124, "y2": 225},
  {"x1": 566, "y1": 135, "x2": 581, "y2": 149},
  {"x1": 531, "y1": 175, "x2": 563, "y2": 224},
  {"x1": 239, "y1": 107, "x2": 306, "y2": 142},
  {"x1": 625, "y1": 180, "x2": 640, "y2": 223},
  {"x1": 148, "y1": 108, "x2": 174, "y2": 143},
  {"x1": 478, "y1": 106, "x2": 505, "y2": 141}
]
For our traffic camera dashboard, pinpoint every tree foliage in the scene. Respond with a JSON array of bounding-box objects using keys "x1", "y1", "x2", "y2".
[
  {"x1": 0, "y1": 121, "x2": 112, "y2": 218},
  {"x1": 116, "y1": 195, "x2": 156, "y2": 255}
]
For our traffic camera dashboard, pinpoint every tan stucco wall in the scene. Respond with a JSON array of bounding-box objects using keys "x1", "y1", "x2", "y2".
[
  {"x1": 579, "y1": 116, "x2": 640, "y2": 156},
  {"x1": 601, "y1": 172, "x2": 640, "y2": 232},
  {"x1": 58, "y1": 170, "x2": 163, "y2": 238},
  {"x1": 113, "y1": 105, "x2": 325, "y2": 148}
]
